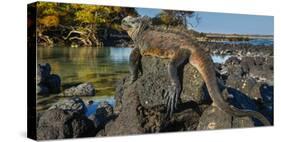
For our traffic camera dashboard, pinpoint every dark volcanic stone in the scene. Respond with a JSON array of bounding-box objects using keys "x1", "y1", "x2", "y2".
[
  {"x1": 37, "y1": 63, "x2": 61, "y2": 95},
  {"x1": 99, "y1": 56, "x2": 212, "y2": 136},
  {"x1": 59, "y1": 82, "x2": 95, "y2": 96},
  {"x1": 48, "y1": 97, "x2": 87, "y2": 114},
  {"x1": 46, "y1": 74, "x2": 61, "y2": 93},
  {"x1": 99, "y1": 86, "x2": 144, "y2": 136},
  {"x1": 99, "y1": 52, "x2": 273, "y2": 136},
  {"x1": 225, "y1": 56, "x2": 240, "y2": 65},
  {"x1": 36, "y1": 84, "x2": 49, "y2": 95},
  {"x1": 99, "y1": 83, "x2": 204, "y2": 136},
  {"x1": 135, "y1": 56, "x2": 210, "y2": 109},
  {"x1": 37, "y1": 63, "x2": 51, "y2": 84},
  {"x1": 240, "y1": 57, "x2": 273, "y2": 85},
  {"x1": 37, "y1": 109, "x2": 96, "y2": 140},
  {"x1": 197, "y1": 105, "x2": 254, "y2": 130},
  {"x1": 88, "y1": 101, "x2": 114, "y2": 129}
]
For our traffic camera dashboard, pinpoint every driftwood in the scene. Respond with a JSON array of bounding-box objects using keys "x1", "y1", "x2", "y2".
[
  {"x1": 37, "y1": 29, "x2": 54, "y2": 47},
  {"x1": 63, "y1": 25, "x2": 103, "y2": 47}
]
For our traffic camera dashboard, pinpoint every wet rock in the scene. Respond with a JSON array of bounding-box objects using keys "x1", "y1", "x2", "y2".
[
  {"x1": 37, "y1": 63, "x2": 51, "y2": 83},
  {"x1": 225, "y1": 56, "x2": 240, "y2": 65},
  {"x1": 240, "y1": 57, "x2": 273, "y2": 85},
  {"x1": 48, "y1": 97, "x2": 87, "y2": 114},
  {"x1": 46, "y1": 74, "x2": 61, "y2": 93},
  {"x1": 37, "y1": 63, "x2": 61, "y2": 95},
  {"x1": 224, "y1": 56, "x2": 273, "y2": 100},
  {"x1": 197, "y1": 105, "x2": 254, "y2": 130},
  {"x1": 258, "y1": 84, "x2": 274, "y2": 123},
  {"x1": 37, "y1": 109, "x2": 96, "y2": 140},
  {"x1": 36, "y1": 84, "x2": 49, "y2": 94},
  {"x1": 88, "y1": 101, "x2": 114, "y2": 129},
  {"x1": 226, "y1": 75, "x2": 259, "y2": 99},
  {"x1": 59, "y1": 82, "x2": 95, "y2": 96}
]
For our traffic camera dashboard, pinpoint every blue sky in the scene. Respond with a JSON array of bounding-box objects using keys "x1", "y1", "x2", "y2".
[{"x1": 136, "y1": 8, "x2": 273, "y2": 35}]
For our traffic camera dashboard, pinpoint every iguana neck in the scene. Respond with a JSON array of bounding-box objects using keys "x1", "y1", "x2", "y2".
[{"x1": 130, "y1": 22, "x2": 148, "y2": 42}]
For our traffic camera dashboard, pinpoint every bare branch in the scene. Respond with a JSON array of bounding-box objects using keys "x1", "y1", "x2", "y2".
[{"x1": 63, "y1": 30, "x2": 86, "y2": 40}]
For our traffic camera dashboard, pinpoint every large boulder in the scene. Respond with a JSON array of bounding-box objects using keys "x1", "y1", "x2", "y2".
[
  {"x1": 37, "y1": 109, "x2": 96, "y2": 140},
  {"x1": 112, "y1": 55, "x2": 210, "y2": 117},
  {"x1": 132, "y1": 56, "x2": 210, "y2": 109}
]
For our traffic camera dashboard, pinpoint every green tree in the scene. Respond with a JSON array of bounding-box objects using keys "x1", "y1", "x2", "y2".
[
  {"x1": 152, "y1": 10, "x2": 198, "y2": 29},
  {"x1": 35, "y1": 2, "x2": 138, "y2": 47}
]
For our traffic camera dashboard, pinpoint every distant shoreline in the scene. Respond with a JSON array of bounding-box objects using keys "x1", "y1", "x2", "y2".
[
  {"x1": 204, "y1": 33, "x2": 273, "y2": 39},
  {"x1": 195, "y1": 32, "x2": 273, "y2": 42}
]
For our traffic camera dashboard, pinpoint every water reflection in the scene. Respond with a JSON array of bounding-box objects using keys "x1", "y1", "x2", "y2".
[
  {"x1": 37, "y1": 47, "x2": 131, "y2": 96},
  {"x1": 110, "y1": 48, "x2": 132, "y2": 62}
]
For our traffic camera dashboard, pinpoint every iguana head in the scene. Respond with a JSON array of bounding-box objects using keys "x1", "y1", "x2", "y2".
[{"x1": 122, "y1": 16, "x2": 149, "y2": 39}]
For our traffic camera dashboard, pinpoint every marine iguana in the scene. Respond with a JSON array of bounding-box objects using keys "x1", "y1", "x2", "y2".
[{"x1": 121, "y1": 16, "x2": 270, "y2": 125}]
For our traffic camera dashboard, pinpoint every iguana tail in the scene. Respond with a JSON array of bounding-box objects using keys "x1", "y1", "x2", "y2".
[{"x1": 189, "y1": 49, "x2": 271, "y2": 126}]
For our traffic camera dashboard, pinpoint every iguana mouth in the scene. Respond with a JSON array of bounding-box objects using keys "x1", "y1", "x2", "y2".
[
  {"x1": 121, "y1": 18, "x2": 132, "y2": 30},
  {"x1": 121, "y1": 23, "x2": 131, "y2": 30}
]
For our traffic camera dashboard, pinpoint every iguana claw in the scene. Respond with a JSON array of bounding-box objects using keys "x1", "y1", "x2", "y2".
[{"x1": 164, "y1": 84, "x2": 181, "y2": 118}]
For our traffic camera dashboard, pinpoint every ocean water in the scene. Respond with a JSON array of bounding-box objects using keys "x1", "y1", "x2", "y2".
[{"x1": 221, "y1": 39, "x2": 273, "y2": 46}]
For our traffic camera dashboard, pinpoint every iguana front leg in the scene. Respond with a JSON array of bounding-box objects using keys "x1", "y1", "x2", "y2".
[
  {"x1": 129, "y1": 47, "x2": 142, "y2": 84},
  {"x1": 164, "y1": 54, "x2": 187, "y2": 118}
]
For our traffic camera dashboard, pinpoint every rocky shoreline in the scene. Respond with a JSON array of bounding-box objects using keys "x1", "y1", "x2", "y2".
[
  {"x1": 36, "y1": 49, "x2": 273, "y2": 139},
  {"x1": 199, "y1": 41, "x2": 273, "y2": 56}
]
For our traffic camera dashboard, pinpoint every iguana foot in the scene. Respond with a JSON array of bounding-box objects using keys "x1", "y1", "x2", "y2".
[
  {"x1": 129, "y1": 76, "x2": 137, "y2": 84},
  {"x1": 129, "y1": 71, "x2": 142, "y2": 84},
  {"x1": 164, "y1": 84, "x2": 181, "y2": 118}
]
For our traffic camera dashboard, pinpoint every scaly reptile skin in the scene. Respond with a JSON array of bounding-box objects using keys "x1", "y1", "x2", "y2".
[{"x1": 121, "y1": 16, "x2": 270, "y2": 125}]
